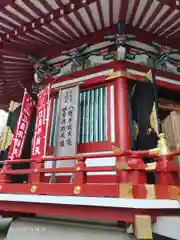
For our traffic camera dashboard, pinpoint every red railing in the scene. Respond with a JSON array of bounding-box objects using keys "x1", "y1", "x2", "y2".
[{"x1": 0, "y1": 149, "x2": 180, "y2": 199}]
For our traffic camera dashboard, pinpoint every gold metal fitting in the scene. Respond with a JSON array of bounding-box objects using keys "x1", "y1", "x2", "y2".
[
  {"x1": 149, "y1": 133, "x2": 170, "y2": 155},
  {"x1": 157, "y1": 133, "x2": 170, "y2": 155},
  {"x1": 31, "y1": 185, "x2": 37, "y2": 193},
  {"x1": 104, "y1": 71, "x2": 132, "y2": 81},
  {"x1": 76, "y1": 166, "x2": 81, "y2": 171},
  {"x1": 112, "y1": 145, "x2": 121, "y2": 153},
  {"x1": 116, "y1": 161, "x2": 129, "y2": 170},
  {"x1": 119, "y1": 184, "x2": 133, "y2": 198},
  {"x1": 74, "y1": 185, "x2": 81, "y2": 195}
]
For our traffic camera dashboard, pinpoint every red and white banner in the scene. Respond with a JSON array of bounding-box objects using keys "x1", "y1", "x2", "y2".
[
  {"x1": 8, "y1": 90, "x2": 34, "y2": 160},
  {"x1": 31, "y1": 86, "x2": 49, "y2": 158}
]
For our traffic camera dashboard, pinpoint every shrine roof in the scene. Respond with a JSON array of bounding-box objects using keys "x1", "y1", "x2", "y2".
[{"x1": 0, "y1": 0, "x2": 180, "y2": 109}]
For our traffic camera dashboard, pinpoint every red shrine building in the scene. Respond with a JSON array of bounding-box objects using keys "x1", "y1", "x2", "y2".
[{"x1": 0, "y1": 0, "x2": 180, "y2": 239}]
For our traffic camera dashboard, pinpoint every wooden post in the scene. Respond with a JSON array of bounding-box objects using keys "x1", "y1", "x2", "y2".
[
  {"x1": 114, "y1": 73, "x2": 130, "y2": 183},
  {"x1": 114, "y1": 65, "x2": 146, "y2": 184},
  {"x1": 134, "y1": 215, "x2": 153, "y2": 239}
]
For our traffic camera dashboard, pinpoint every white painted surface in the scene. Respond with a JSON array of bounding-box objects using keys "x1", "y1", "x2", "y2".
[
  {"x1": 0, "y1": 194, "x2": 180, "y2": 209},
  {"x1": 153, "y1": 216, "x2": 180, "y2": 240}
]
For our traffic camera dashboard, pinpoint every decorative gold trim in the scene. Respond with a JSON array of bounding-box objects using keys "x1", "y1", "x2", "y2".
[
  {"x1": 104, "y1": 71, "x2": 133, "y2": 81},
  {"x1": 74, "y1": 185, "x2": 81, "y2": 195},
  {"x1": 116, "y1": 161, "x2": 129, "y2": 170},
  {"x1": 31, "y1": 185, "x2": 37, "y2": 193},
  {"x1": 112, "y1": 146, "x2": 121, "y2": 153},
  {"x1": 146, "y1": 185, "x2": 156, "y2": 199},
  {"x1": 119, "y1": 184, "x2": 133, "y2": 198},
  {"x1": 168, "y1": 186, "x2": 180, "y2": 200},
  {"x1": 144, "y1": 69, "x2": 153, "y2": 82}
]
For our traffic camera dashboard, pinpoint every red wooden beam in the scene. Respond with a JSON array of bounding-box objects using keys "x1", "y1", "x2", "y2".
[
  {"x1": 0, "y1": 48, "x2": 29, "y2": 58},
  {"x1": 11, "y1": 3, "x2": 34, "y2": 21},
  {"x1": 149, "y1": 5, "x2": 173, "y2": 33},
  {"x1": 126, "y1": 25, "x2": 180, "y2": 50},
  {"x1": 135, "y1": 0, "x2": 153, "y2": 28},
  {"x1": 38, "y1": 0, "x2": 54, "y2": 12},
  {"x1": 0, "y1": 74, "x2": 32, "y2": 79},
  {"x1": 74, "y1": 10, "x2": 91, "y2": 35},
  {"x1": 56, "y1": 19, "x2": 78, "y2": 39},
  {"x1": 3, "y1": 66, "x2": 32, "y2": 70},
  {"x1": 22, "y1": 0, "x2": 46, "y2": 17},
  {"x1": 2, "y1": 58, "x2": 31, "y2": 64},
  {"x1": 46, "y1": 23, "x2": 72, "y2": 42},
  {"x1": 0, "y1": 69, "x2": 33, "y2": 74},
  {"x1": 38, "y1": 22, "x2": 180, "y2": 58},
  {"x1": 142, "y1": 1, "x2": 163, "y2": 30},
  {"x1": 0, "y1": 201, "x2": 135, "y2": 222},
  {"x1": 119, "y1": 0, "x2": 129, "y2": 22},
  {"x1": 0, "y1": 87, "x2": 25, "y2": 93},
  {"x1": 2, "y1": 78, "x2": 32, "y2": 84},
  {"x1": 84, "y1": 4, "x2": 98, "y2": 31},
  {"x1": 54, "y1": 0, "x2": 64, "y2": 8},
  {"x1": 96, "y1": 0, "x2": 105, "y2": 29},
  {"x1": 32, "y1": 29, "x2": 62, "y2": 44},
  {"x1": 38, "y1": 24, "x2": 116, "y2": 57},
  {"x1": 155, "y1": 11, "x2": 180, "y2": 36},
  {"x1": 109, "y1": 0, "x2": 113, "y2": 26},
  {"x1": 0, "y1": 17, "x2": 16, "y2": 30},
  {"x1": 2, "y1": 42, "x2": 38, "y2": 54},
  {"x1": 157, "y1": 0, "x2": 180, "y2": 8},
  {"x1": 1, "y1": 8, "x2": 23, "y2": 25},
  {"x1": 0, "y1": 0, "x2": 97, "y2": 45},
  {"x1": 2, "y1": 57, "x2": 29, "y2": 62},
  {"x1": 0, "y1": 0, "x2": 15, "y2": 8},
  {"x1": 128, "y1": 0, "x2": 141, "y2": 26},
  {"x1": 160, "y1": 21, "x2": 180, "y2": 38},
  {"x1": 0, "y1": 25, "x2": 12, "y2": 33},
  {"x1": 64, "y1": 15, "x2": 85, "y2": 36}
]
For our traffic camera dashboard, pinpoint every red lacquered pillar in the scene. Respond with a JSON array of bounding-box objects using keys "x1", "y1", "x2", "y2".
[
  {"x1": 114, "y1": 65, "x2": 146, "y2": 184},
  {"x1": 114, "y1": 68, "x2": 130, "y2": 183}
]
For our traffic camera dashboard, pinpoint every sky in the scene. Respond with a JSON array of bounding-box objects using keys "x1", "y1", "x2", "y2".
[{"x1": 0, "y1": 110, "x2": 8, "y2": 137}]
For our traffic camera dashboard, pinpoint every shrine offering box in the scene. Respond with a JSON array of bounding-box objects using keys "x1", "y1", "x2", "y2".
[{"x1": 162, "y1": 111, "x2": 180, "y2": 168}]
